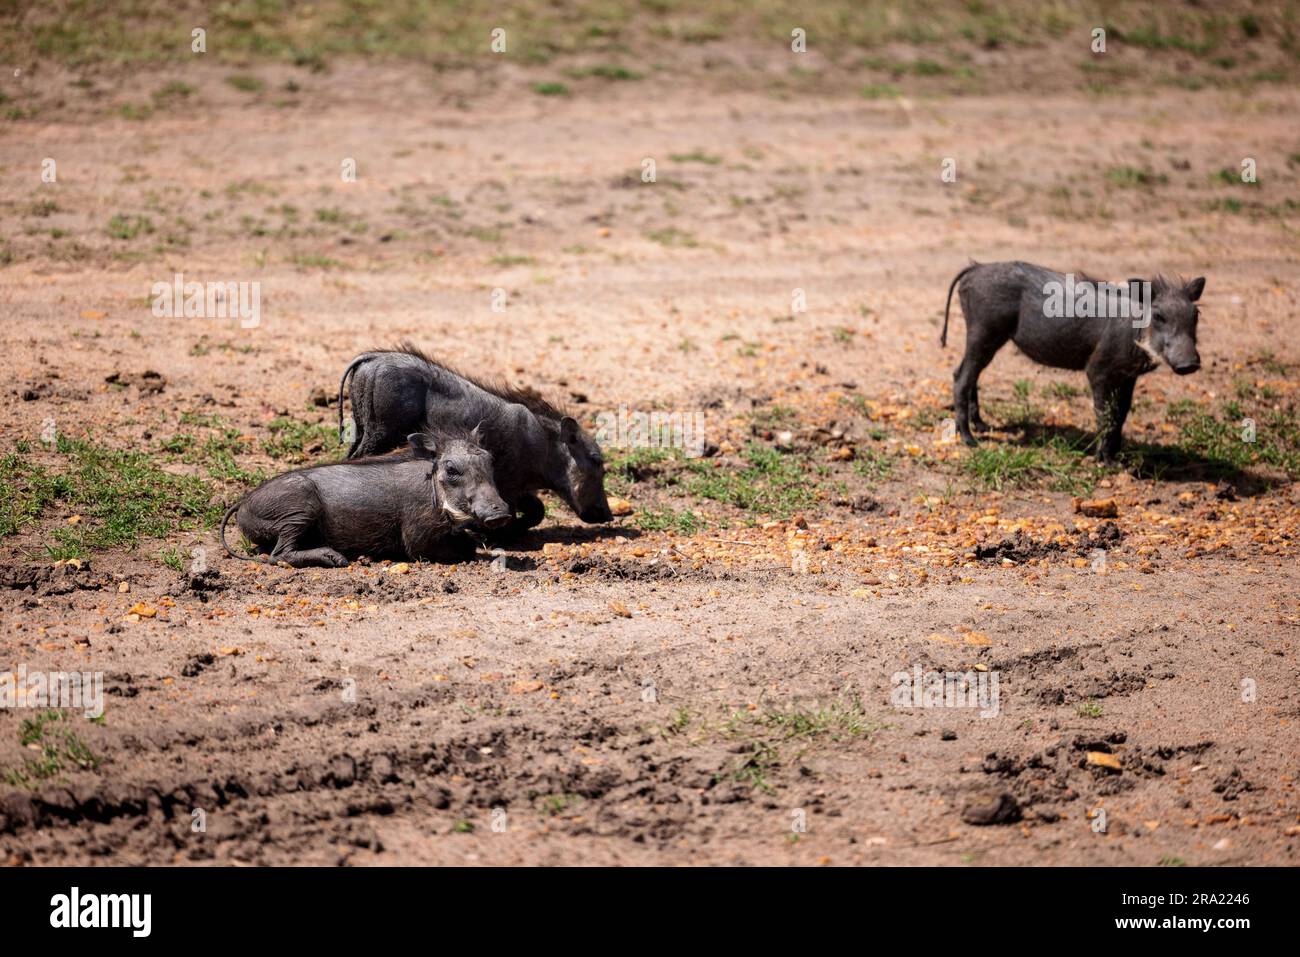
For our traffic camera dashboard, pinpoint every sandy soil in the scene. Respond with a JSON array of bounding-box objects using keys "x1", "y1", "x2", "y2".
[{"x1": 1, "y1": 50, "x2": 1298, "y2": 865}]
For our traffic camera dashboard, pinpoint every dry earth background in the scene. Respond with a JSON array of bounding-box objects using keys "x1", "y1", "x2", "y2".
[{"x1": 1, "y1": 1, "x2": 1298, "y2": 865}]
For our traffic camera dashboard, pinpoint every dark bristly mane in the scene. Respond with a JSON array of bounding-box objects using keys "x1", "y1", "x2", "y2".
[
  {"x1": 389, "y1": 341, "x2": 570, "y2": 422},
  {"x1": 1149, "y1": 274, "x2": 1186, "y2": 296},
  {"x1": 1073, "y1": 271, "x2": 1185, "y2": 296}
]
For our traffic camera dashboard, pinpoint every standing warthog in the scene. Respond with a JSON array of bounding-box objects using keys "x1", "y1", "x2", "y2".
[
  {"x1": 337, "y1": 344, "x2": 612, "y2": 532},
  {"x1": 941, "y1": 261, "x2": 1205, "y2": 462},
  {"x1": 220, "y1": 430, "x2": 511, "y2": 568}
]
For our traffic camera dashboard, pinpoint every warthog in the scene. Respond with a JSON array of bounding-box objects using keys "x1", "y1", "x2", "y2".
[
  {"x1": 337, "y1": 344, "x2": 612, "y2": 532},
  {"x1": 220, "y1": 430, "x2": 510, "y2": 567},
  {"x1": 942, "y1": 261, "x2": 1205, "y2": 462}
]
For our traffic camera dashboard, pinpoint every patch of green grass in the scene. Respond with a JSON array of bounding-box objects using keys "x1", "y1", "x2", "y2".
[
  {"x1": 1105, "y1": 165, "x2": 1167, "y2": 189},
  {"x1": 162, "y1": 425, "x2": 266, "y2": 487},
  {"x1": 1076, "y1": 700, "x2": 1104, "y2": 718},
  {"x1": 531, "y1": 81, "x2": 570, "y2": 96},
  {"x1": 288, "y1": 253, "x2": 342, "y2": 270},
  {"x1": 117, "y1": 101, "x2": 153, "y2": 120},
  {"x1": 1047, "y1": 381, "x2": 1083, "y2": 399},
  {"x1": 669, "y1": 149, "x2": 721, "y2": 165},
  {"x1": 605, "y1": 446, "x2": 678, "y2": 495},
  {"x1": 645, "y1": 227, "x2": 698, "y2": 248},
  {"x1": 635, "y1": 505, "x2": 703, "y2": 534},
  {"x1": 760, "y1": 696, "x2": 882, "y2": 742},
  {"x1": 152, "y1": 79, "x2": 194, "y2": 105},
  {"x1": 987, "y1": 379, "x2": 1044, "y2": 426},
  {"x1": 568, "y1": 63, "x2": 641, "y2": 81},
  {"x1": 667, "y1": 707, "x2": 692, "y2": 735},
  {"x1": 1206, "y1": 197, "x2": 1244, "y2": 215},
  {"x1": 489, "y1": 254, "x2": 536, "y2": 267},
  {"x1": 1250, "y1": 351, "x2": 1290, "y2": 376},
  {"x1": 1214, "y1": 166, "x2": 1259, "y2": 187},
  {"x1": 686, "y1": 442, "x2": 817, "y2": 519},
  {"x1": 1108, "y1": 21, "x2": 1218, "y2": 55},
  {"x1": 1167, "y1": 393, "x2": 1300, "y2": 477},
  {"x1": 158, "y1": 544, "x2": 186, "y2": 571},
  {"x1": 718, "y1": 694, "x2": 884, "y2": 792},
  {"x1": 2, "y1": 710, "x2": 100, "y2": 787},
  {"x1": 106, "y1": 213, "x2": 153, "y2": 240},
  {"x1": 749, "y1": 404, "x2": 798, "y2": 431},
  {"x1": 225, "y1": 73, "x2": 265, "y2": 93},
  {"x1": 262, "y1": 417, "x2": 341, "y2": 463},
  {"x1": 465, "y1": 225, "x2": 503, "y2": 243},
  {"x1": 0, "y1": 1, "x2": 1235, "y2": 73},
  {"x1": 727, "y1": 741, "x2": 779, "y2": 791},
  {"x1": 0, "y1": 436, "x2": 220, "y2": 558},
  {"x1": 536, "y1": 793, "x2": 582, "y2": 816},
  {"x1": 852, "y1": 448, "x2": 894, "y2": 483},
  {"x1": 963, "y1": 437, "x2": 1099, "y2": 494},
  {"x1": 860, "y1": 82, "x2": 901, "y2": 99}
]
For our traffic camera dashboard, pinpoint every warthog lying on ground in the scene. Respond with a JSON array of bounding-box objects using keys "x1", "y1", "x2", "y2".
[
  {"x1": 220, "y1": 430, "x2": 510, "y2": 567},
  {"x1": 942, "y1": 261, "x2": 1205, "y2": 462},
  {"x1": 337, "y1": 344, "x2": 611, "y2": 533}
]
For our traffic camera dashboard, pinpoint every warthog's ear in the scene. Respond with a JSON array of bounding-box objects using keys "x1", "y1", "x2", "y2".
[
  {"x1": 1184, "y1": 277, "x2": 1206, "y2": 302},
  {"x1": 559, "y1": 416, "x2": 580, "y2": 445},
  {"x1": 407, "y1": 433, "x2": 438, "y2": 458}
]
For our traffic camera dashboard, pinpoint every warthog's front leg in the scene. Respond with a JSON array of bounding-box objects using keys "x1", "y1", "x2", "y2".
[
  {"x1": 1088, "y1": 370, "x2": 1135, "y2": 465},
  {"x1": 270, "y1": 544, "x2": 349, "y2": 568}
]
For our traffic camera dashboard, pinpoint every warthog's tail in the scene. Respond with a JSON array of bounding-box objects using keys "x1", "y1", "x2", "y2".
[
  {"x1": 219, "y1": 502, "x2": 258, "y2": 562},
  {"x1": 941, "y1": 262, "x2": 980, "y2": 347},
  {"x1": 337, "y1": 353, "x2": 377, "y2": 447}
]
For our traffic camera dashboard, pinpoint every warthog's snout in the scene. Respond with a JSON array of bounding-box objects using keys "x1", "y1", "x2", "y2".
[
  {"x1": 580, "y1": 505, "x2": 613, "y2": 524},
  {"x1": 482, "y1": 511, "x2": 512, "y2": 530},
  {"x1": 1173, "y1": 360, "x2": 1201, "y2": 376}
]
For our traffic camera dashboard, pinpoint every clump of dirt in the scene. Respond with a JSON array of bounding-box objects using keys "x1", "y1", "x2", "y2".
[
  {"x1": 975, "y1": 521, "x2": 1124, "y2": 563},
  {"x1": 1213, "y1": 767, "x2": 1262, "y2": 801},
  {"x1": 0, "y1": 562, "x2": 106, "y2": 596},
  {"x1": 1077, "y1": 521, "x2": 1124, "y2": 551},
  {"x1": 559, "y1": 554, "x2": 685, "y2": 581},
  {"x1": 961, "y1": 790, "x2": 1022, "y2": 825},
  {"x1": 105, "y1": 370, "x2": 166, "y2": 394},
  {"x1": 974, "y1": 530, "x2": 1068, "y2": 563},
  {"x1": 183, "y1": 568, "x2": 225, "y2": 601}
]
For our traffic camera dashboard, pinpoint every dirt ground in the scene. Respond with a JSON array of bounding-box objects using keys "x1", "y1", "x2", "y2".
[{"x1": 1, "y1": 30, "x2": 1299, "y2": 865}]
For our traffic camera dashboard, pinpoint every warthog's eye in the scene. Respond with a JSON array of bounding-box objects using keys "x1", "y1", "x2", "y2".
[{"x1": 443, "y1": 464, "x2": 462, "y2": 480}]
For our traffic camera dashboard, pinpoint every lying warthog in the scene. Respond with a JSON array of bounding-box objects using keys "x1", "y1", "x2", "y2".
[
  {"x1": 337, "y1": 344, "x2": 612, "y2": 532},
  {"x1": 941, "y1": 261, "x2": 1205, "y2": 462},
  {"x1": 220, "y1": 430, "x2": 511, "y2": 567}
]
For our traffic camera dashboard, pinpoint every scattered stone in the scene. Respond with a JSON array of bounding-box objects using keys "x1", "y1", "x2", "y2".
[
  {"x1": 961, "y1": 791, "x2": 1021, "y2": 825},
  {"x1": 1074, "y1": 497, "x2": 1119, "y2": 518}
]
